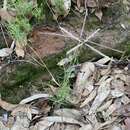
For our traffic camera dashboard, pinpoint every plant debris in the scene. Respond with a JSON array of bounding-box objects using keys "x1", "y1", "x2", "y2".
[{"x1": 0, "y1": 57, "x2": 129, "y2": 130}]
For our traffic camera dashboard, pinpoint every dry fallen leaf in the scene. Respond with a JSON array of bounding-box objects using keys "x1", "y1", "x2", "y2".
[
  {"x1": 74, "y1": 62, "x2": 95, "y2": 100},
  {"x1": 80, "y1": 88, "x2": 97, "y2": 108},
  {"x1": 86, "y1": 0, "x2": 97, "y2": 7},
  {"x1": 0, "y1": 48, "x2": 13, "y2": 58},
  {"x1": 97, "y1": 99, "x2": 113, "y2": 112},
  {"x1": 111, "y1": 89, "x2": 124, "y2": 98},
  {"x1": 11, "y1": 116, "x2": 30, "y2": 130},
  {"x1": 110, "y1": 125, "x2": 122, "y2": 130},
  {"x1": 111, "y1": 78, "x2": 125, "y2": 91},
  {"x1": 40, "y1": 116, "x2": 83, "y2": 126},
  {"x1": 89, "y1": 78, "x2": 112, "y2": 114},
  {"x1": 121, "y1": 95, "x2": 130, "y2": 105},
  {"x1": 95, "y1": 117, "x2": 117, "y2": 130},
  {"x1": 79, "y1": 124, "x2": 93, "y2": 130},
  {"x1": 11, "y1": 104, "x2": 39, "y2": 120},
  {"x1": 106, "y1": 100, "x2": 121, "y2": 116},
  {"x1": 20, "y1": 94, "x2": 50, "y2": 104},
  {"x1": 95, "y1": 9, "x2": 103, "y2": 21},
  {"x1": 54, "y1": 109, "x2": 82, "y2": 120},
  {"x1": 96, "y1": 57, "x2": 111, "y2": 65},
  {"x1": 33, "y1": 120, "x2": 54, "y2": 130},
  {"x1": 15, "y1": 40, "x2": 27, "y2": 57},
  {"x1": 125, "y1": 118, "x2": 130, "y2": 130}
]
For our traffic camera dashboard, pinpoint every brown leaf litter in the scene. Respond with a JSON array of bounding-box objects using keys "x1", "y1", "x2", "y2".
[
  {"x1": 74, "y1": 0, "x2": 119, "y2": 20},
  {"x1": 0, "y1": 58, "x2": 130, "y2": 130}
]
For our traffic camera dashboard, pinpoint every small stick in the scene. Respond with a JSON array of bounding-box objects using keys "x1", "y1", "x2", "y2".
[
  {"x1": 85, "y1": 43, "x2": 110, "y2": 58},
  {"x1": 60, "y1": 27, "x2": 81, "y2": 42},
  {"x1": 41, "y1": 32, "x2": 123, "y2": 53},
  {"x1": 66, "y1": 29, "x2": 100, "y2": 54},
  {"x1": 88, "y1": 40, "x2": 123, "y2": 53},
  {"x1": 60, "y1": 27, "x2": 110, "y2": 58},
  {"x1": 80, "y1": 7, "x2": 88, "y2": 38}
]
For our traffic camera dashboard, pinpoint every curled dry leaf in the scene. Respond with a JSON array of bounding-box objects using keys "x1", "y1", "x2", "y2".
[
  {"x1": 20, "y1": 94, "x2": 50, "y2": 104},
  {"x1": 95, "y1": 9, "x2": 103, "y2": 21},
  {"x1": 89, "y1": 78, "x2": 112, "y2": 114},
  {"x1": 0, "y1": 48, "x2": 13, "y2": 58}
]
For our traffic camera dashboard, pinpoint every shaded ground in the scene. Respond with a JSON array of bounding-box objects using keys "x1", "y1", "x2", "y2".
[{"x1": 0, "y1": 2, "x2": 130, "y2": 103}]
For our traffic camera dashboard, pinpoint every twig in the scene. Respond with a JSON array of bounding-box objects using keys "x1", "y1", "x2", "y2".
[
  {"x1": 60, "y1": 27, "x2": 110, "y2": 58},
  {"x1": 88, "y1": 41, "x2": 123, "y2": 53},
  {"x1": 41, "y1": 32, "x2": 123, "y2": 54},
  {"x1": 80, "y1": 1, "x2": 88, "y2": 38},
  {"x1": 84, "y1": 29, "x2": 100, "y2": 42},
  {"x1": 66, "y1": 29, "x2": 100, "y2": 54},
  {"x1": 85, "y1": 43, "x2": 109, "y2": 58},
  {"x1": 27, "y1": 45, "x2": 60, "y2": 87},
  {"x1": 60, "y1": 27, "x2": 81, "y2": 42},
  {"x1": 39, "y1": 32, "x2": 68, "y2": 38}
]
